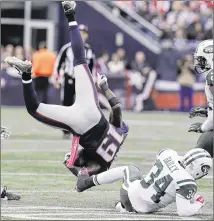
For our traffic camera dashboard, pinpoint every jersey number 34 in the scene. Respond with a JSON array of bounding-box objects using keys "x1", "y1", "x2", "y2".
[{"x1": 140, "y1": 159, "x2": 173, "y2": 203}]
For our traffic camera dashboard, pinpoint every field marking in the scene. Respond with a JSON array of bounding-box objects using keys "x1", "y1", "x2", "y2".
[
  {"x1": 2, "y1": 214, "x2": 195, "y2": 221},
  {"x1": 1, "y1": 206, "x2": 114, "y2": 211},
  {"x1": 1, "y1": 172, "x2": 213, "y2": 179},
  {"x1": 1, "y1": 209, "x2": 206, "y2": 221},
  {"x1": 2, "y1": 190, "x2": 119, "y2": 193},
  {"x1": 3, "y1": 190, "x2": 213, "y2": 194},
  {"x1": 1, "y1": 206, "x2": 207, "y2": 220}
]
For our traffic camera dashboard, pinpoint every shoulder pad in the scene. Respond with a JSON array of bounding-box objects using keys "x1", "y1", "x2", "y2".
[{"x1": 206, "y1": 71, "x2": 213, "y2": 86}]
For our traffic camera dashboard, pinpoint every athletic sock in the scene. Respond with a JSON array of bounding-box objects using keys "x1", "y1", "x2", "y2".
[
  {"x1": 22, "y1": 73, "x2": 39, "y2": 111},
  {"x1": 66, "y1": 11, "x2": 86, "y2": 66},
  {"x1": 66, "y1": 11, "x2": 76, "y2": 23},
  {"x1": 22, "y1": 72, "x2": 32, "y2": 82},
  {"x1": 92, "y1": 166, "x2": 127, "y2": 186}
]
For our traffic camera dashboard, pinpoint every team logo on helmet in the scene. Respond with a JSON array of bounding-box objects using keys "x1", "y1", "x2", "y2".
[
  {"x1": 201, "y1": 165, "x2": 210, "y2": 174},
  {"x1": 203, "y1": 45, "x2": 213, "y2": 54}
]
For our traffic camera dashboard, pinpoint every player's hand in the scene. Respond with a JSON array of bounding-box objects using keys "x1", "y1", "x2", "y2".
[
  {"x1": 1, "y1": 126, "x2": 10, "y2": 140},
  {"x1": 96, "y1": 73, "x2": 108, "y2": 88},
  {"x1": 189, "y1": 107, "x2": 208, "y2": 118},
  {"x1": 188, "y1": 123, "x2": 203, "y2": 133}
]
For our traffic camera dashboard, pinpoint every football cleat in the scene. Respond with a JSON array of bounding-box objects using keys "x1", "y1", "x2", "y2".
[
  {"x1": 1, "y1": 186, "x2": 21, "y2": 200},
  {"x1": 4, "y1": 56, "x2": 32, "y2": 75},
  {"x1": 62, "y1": 1, "x2": 76, "y2": 15},
  {"x1": 76, "y1": 167, "x2": 95, "y2": 192},
  {"x1": 115, "y1": 201, "x2": 127, "y2": 213}
]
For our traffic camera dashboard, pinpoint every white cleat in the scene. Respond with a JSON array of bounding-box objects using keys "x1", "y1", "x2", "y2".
[
  {"x1": 4, "y1": 56, "x2": 32, "y2": 75},
  {"x1": 62, "y1": 1, "x2": 76, "y2": 15}
]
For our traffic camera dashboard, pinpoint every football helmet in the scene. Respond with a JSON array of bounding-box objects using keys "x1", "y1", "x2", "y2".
[
  {"x1": 194, "y1": 39, "x2": 213, "y2": 75},
  {"x1": 181, "y1": 148, "x2": 212, "y2": 180}
]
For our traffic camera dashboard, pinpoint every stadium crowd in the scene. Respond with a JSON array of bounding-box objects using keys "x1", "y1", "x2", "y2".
[
  {"x1": 1, "y1": 44, "x2": 154, "y2": 76},
  {"x1": 113, "y1": 0, "x2": 213, "y2": 40}
]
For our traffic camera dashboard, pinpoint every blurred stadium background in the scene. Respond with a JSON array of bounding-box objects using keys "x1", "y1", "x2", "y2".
[
  {"x1": 1, "y1": 0, "x2": 213, "y2": 111},
  {"x1": 1, "y1": 1, "x2": 213, "y2": 220}
]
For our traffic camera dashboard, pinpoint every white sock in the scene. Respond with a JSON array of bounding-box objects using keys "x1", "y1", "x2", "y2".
[{"x1": 93, "y1": 166, "x2": 127, "y2": 185}]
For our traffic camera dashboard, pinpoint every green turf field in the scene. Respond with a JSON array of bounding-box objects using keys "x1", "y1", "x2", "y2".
[{"x1": 1, "y1": 107, "x2": 213, "y2": 220}]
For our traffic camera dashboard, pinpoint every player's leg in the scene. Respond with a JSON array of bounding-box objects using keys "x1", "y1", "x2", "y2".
[
  {"x1": 5, "y1": 57, "x2": 79, "y2": 135},
  {"x1": 195, "y1": 131, "x2": 213, "y2": 157},
  {"x1": 118, "y1": 165, "x2": 142, "y2": 212},
  {"x1": 76, "y1": 166, "x2": 127, "y2": 192},
  {"x1": 62, "y1": 77, "x2": 75, "y2": 138},
  {"x1": 62, "y1": 1, "x2": 102, "y2": 133}
]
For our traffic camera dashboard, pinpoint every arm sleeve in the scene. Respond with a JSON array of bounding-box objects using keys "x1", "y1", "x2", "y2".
[
  {"x1": 175, "y1": 179, "x2": 202, "y2": 216},
  {"x1": 100, "y1": 82, "x2": 122, "y2": 128},
  {"x1": 201, "y1": 109, "x2": 213, "y2": 132}
]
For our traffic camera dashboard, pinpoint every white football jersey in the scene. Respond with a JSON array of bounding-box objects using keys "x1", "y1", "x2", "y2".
[{"x1": 128, "y1": 149, "x2": 197, "y2": 213}]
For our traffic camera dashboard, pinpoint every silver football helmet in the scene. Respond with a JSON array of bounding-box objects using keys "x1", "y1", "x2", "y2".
[{"x1": 194, "y1": 39, "x2": 213, "y2": 75}]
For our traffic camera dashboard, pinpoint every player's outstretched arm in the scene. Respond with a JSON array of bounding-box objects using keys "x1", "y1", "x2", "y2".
[
  {"x1": 176, "y1": 192, "x2": 204, "y2": 216},
  {"x1": 97, "y1": 74, "x2": 122, "y2": 128}
]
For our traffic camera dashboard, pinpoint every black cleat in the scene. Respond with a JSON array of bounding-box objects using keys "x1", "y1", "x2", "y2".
[
  {"x1": 1, "y1": 186, "x2": 21, "y2": 200},
  {"x1": 76, "y1": 167, "x2": 95, "y2": 192},
  {"x1": 4, "y1": 57, "x2": 32, "y2": 75}
]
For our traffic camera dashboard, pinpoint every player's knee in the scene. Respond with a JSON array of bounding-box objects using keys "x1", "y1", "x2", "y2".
[
  {"x1": 25, "y1": 101, "x2": 40, "y2": 115},
  {"x1": 122, "y1": 165, "x2": 141, "y2": 191},
  {"x1": 127, "y1": 165, "x2": 142, "y2": 182}
]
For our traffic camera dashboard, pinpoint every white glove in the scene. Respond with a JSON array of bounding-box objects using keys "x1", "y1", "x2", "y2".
[
  {"x1": 1, "y1": 126, "x2": 10, "y2": 141},
  {"x1": 96, "y1": 73, "x2": 108, "y2": 88}
]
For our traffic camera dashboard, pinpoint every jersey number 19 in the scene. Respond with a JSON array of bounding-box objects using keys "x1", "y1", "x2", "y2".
[{"x1": 96, "y1": 126, "x2": 123, "y2": 163}]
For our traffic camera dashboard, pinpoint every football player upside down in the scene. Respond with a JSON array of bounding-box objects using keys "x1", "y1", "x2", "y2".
[{"x1": 5, "y1": 1, "x2": 128, "y2": 178}]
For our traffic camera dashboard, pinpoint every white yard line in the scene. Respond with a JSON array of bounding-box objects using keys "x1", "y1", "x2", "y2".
[
  {"x1": 2, "y1": 214, "x2": 192, "y2": 221},
  {"x1": 1, "y1": 206, "x2": 205, "y2": 220}
]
